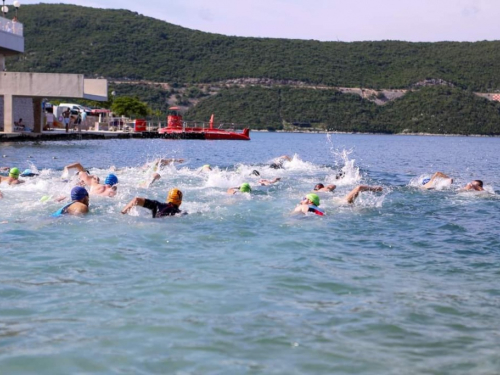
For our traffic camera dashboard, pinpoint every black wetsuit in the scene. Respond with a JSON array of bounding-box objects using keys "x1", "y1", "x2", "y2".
[{"x1": 143, "y1": 199, "x2": 181, "y2": 218}]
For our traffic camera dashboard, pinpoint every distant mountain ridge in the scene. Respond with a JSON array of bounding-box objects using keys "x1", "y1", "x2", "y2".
[{"x1": 7, "y1": 4, "x2": 500, "y2": 91}]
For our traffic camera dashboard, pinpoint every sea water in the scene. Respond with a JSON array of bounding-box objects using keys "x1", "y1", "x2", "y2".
[{"x1": 1, "y1": 133, "x2": 499, "y2": 374}]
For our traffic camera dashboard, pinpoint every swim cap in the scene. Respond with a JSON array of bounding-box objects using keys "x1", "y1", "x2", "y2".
[
  {"x1": 202, "y1": 164, "x2": 211, "y2": 169},
  {"x1": 104, "y1": 173, "x2": 118, "y2": 186},
  {"x1": 167, "y1": 188, "x2": 183, "y2": 206},
  {"x1": 240, "y1": 183, "x2": 251, "y2": 193},
  {"x1": 422, "y1": 178, "x2": 431, "y2": 185},
  {"x1": 314, "y1": 183, "x2": 324, "y2": 191},
  {"x1": 9, "y1": 167, "x2": 20, "y2": 178},
  {"x1": 306, "y1": 193, "x2": 320, "y2": 206},
  {"x1": 21, "y1": 169, "x2": 38, "y2": 177},
  {"x1": 71, "y1": 186, "x2": 89, "y2": 201},
  {"x1": 250, "y1": 170, "x2": 260, "y2": 176}
]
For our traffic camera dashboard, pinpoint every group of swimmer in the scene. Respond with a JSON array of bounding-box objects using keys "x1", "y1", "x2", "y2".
[{"x1": 0, "y1": 154, "x2": 487, "y2": 218}]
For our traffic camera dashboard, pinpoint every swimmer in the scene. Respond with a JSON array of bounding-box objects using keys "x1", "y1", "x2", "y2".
[
  {"x1": 421, "y1": 172, "x2": 453, "y2": 190},
  {"x1": 143, "y1": 158, "x2": 185, "y2": 171},
  {"x1": 293, "y1": 193, "x2": 325, "y2": 215},
  {"x1": 199, "y1": 164, "x2": 213, "y2": 173},
  {"x1": 139, "y1": 173, "x2": 161, "y2": 188},
  {"x1": 0, "y1": 168, "x2": 24, "y2": 185},
  {"x1": 313, "y1": 183, "x2": 336, "y2": 192},
  {"x1": 259, "y1": 177, "x2": 281, "y2": 186},
  {"x1": 250, "y1": 170, "x2": 260, "y2": 176},
  {"x1": 227, "y1": 182, "x2": 251, "y2": 194},
  {"x1": 121, "y1": 188, "x2": 184, "y2": 218},
  {"x1": 294, "y1": 185, "x2": 383, "y2": 215},
  {"x1": 460, "y1": 180, "x2": 485, "y2": 192},
  {"x1": 63, "y1": 163, "x2": 118, "y2": 197},
  {"x1": 270, "y1": 155, "x2": 292, "y2": 169},
  {"x1": 52, "y1": 187, "x2": 89, "y2": 216},
  {"x1": 335, "y1": 171, "x2": 345, "y2": 180}
]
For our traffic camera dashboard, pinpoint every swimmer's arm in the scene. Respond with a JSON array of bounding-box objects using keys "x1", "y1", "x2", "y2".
[
  {"x1": 0, "y1": 190, "x2": 3, "y2": 199},
  {"x1": 121, "y1": 197, "x2": 146, "y2": 214},
  {"x1": 149, "y1": 173, "x2": 161, "y2": 186},
  {"x1": 345, "y1": 185, "x2": 383, "y2": 204},
  {"x1": 227, "y1": 187, "x2": 239, "y2": 194},
  {"x1": 292, "y1": 204, "x2": 309, "y2": 214},
  {"x1": 64, "y1": 162, "x2": 86, "y2": 172},
  {"x1": 0, "y1": 167, "x2": 9, "y2": 172}
]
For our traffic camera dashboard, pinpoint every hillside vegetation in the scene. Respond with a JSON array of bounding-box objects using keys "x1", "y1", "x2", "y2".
[
  {"x1": 6, "y1": 4, "x2": 500, "y2": 135},
  {"x1": 8, "y1": 4, "x2": 500, "y2": 91},
  {"x1": 185, "y1": 86, "x2": 500, "y2": 135}
]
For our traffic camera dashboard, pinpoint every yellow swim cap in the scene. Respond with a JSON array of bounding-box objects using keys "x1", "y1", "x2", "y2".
[{"x1": 167, "y1": 188, "x2": 183, "y2": 206}]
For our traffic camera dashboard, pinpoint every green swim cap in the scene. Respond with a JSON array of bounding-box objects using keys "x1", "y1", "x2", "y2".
[
  {"x1": 306, "y1": 193, "x2": 320, "y2": 206},
  {"x1": 9, "y1": 167, "x2": 20, "y2": 178},
  {"x1": 240, "y1": 183, "x2": 251, "y2": 193}
]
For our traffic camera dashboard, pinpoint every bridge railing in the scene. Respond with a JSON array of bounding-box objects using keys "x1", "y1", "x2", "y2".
[
  {"x1": 158, "y1": 121, "x2": 247, "y2": 132},
  {"x1": 0, "y1": 16, "x2": 23, "y2": 36}
]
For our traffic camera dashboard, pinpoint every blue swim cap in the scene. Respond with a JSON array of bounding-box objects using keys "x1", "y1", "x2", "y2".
[
  {"x1": 71, "y1": 186, "x2": 89, "y2": 201},
  {"x1": 21, "y1": 168, "x2": 38, "y2": 177},
  {"x1": 104, "y1": 173, "x2": 118, "y2": 186},
  {"x1": 422, "y1": 178, "x2": 431, "y2": 185}
]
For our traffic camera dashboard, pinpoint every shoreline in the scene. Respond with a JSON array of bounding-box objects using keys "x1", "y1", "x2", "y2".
[{"x1": 1, "y1": 129, "x2": 498, "y2": 143}]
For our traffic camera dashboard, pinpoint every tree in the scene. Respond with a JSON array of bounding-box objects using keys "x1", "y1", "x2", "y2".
[{"x1": 111, "y1": 96, "x2": 150, "y2": 118}]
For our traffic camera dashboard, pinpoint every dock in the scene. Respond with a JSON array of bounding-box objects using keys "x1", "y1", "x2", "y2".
[{"x1": 0, "y1": 130, "x2": 164, "y2": 142}]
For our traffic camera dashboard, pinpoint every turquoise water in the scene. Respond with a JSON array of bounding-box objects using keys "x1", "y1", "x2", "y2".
[{"x1": 1, "y1": 133, "x2": 500, "y2": 374}]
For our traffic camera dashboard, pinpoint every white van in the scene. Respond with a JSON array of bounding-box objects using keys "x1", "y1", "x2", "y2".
[
  {"x1": 54, "y1": 103, "x2": 90, "y2": 120},
  {"x1": 58, "y1": 103, "x2": 90, "y2": 113}
]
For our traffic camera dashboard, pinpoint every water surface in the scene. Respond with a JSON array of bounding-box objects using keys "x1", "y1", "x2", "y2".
[{"x1": 1, "y1": 133, "x2": 499, "y2": 374}]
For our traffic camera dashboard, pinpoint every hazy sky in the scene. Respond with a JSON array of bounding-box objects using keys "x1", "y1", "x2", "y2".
[{"x1": 16, "y1": 0, "x2": 500, "y2": 42}]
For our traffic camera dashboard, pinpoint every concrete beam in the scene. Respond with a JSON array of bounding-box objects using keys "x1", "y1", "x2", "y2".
[
  {"x1": 0, "y1": 72, "x2": 108, "y2": 99},
  {"x1": 84, "y1": 79, "x2": 108, "y2": 101},
  {"x1": 3, "y1": 94, "x2": 13, "y2": 133},
  {"x1": 0, "y1": 30, "x2": 24, "y2": 55},
  {"x1": 33, "y1": 97, "x2": 42, "y2": 134},
  {"x1": 0, "y1": 72, "x2": 85, "y2": 97}
]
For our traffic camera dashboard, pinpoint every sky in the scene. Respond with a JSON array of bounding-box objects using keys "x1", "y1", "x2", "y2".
[{"x1": 14, "y1": 0, "x2": 500, "y2": 42}]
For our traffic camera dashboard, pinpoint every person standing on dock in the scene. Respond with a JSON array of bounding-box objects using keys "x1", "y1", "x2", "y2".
[{"x1": 62, "y1": 108, "x2": 71, "y2": 133}]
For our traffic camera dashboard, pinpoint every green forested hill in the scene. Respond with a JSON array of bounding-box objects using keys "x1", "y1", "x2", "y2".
[
  {"x1": 7, "y1": 4, "x2": 500, "y2": 91},
  {"x1": 185, "y1": 86, "x2": 500, "y2": 135}
]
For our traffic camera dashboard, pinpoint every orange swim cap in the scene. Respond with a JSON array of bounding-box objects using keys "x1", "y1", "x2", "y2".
[{"x1": 167, "y1": 188, "x2": 183, "y2": 206}]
